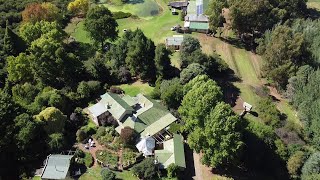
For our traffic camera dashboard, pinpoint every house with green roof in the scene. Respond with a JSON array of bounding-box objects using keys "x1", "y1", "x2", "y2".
[
  {"x1": 87, "y1": 93, "x2": 177, "y2": 142},
  {"x1": 41, "y1": 154, "x2": 74, "y2": 180},
  {"x1": 154, "y1": 134, "x2": 186, "y2": 169}
]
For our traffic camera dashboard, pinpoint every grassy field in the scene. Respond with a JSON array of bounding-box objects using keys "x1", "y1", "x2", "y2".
[
  {"x1": 69, "y1": 0, "x2": 182, "y2": 44},
  {"x1": 79, "y1": 166, "x2": 137, "y2": 180},
  {"x1": 196, "y1": 32, "x2": 301, "y2": 129},
  {"x1": 118, "y1": 81, "x2": 154, "y2": 96},
  {"x1": 308, "y1": 0, "x2": 320, "y2": 9}
]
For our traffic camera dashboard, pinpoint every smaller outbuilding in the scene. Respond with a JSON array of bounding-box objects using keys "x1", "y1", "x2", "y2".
[
  {"x1": 168, "y1": 1, "x2": 188, "y2": 10},
  {"x1": 41, "y1": 154, "x2": 74, "y2": 180},
  {"x1": 154, "y1": 134, "x2": 186, "y2": 169},
  {"x1": 165, "y1": 35, "x2": 184, "y2": 50}
]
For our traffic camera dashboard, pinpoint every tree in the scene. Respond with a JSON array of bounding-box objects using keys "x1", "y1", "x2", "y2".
[
  {"x1": 167, "y1": 163, "x2": 179, "y2": 178},
  {"x1": 206, "y1": 0, "x2": 227, "y2": 33},
  {"x1": 12, "y1": 83, "x2": 39, "y2": 108},
  {"x1": 287, "y1": 151, "x2": 305, "y2": 179},
  {"x1": 101, "y1": 169, "x2": 116, "y2": 180},
  {"x1": 67, "y1": 0, "x2": 89, "y2": 16},
  {"x1": 84, "y1": 55, "x2": 110, "y2": 82},
  {"x1": 76, "y1": 129, "x2": 87, "y2": 142},
  {"x1": 84, "y1": 6, "x2": 118, "y2": 49},
  {"x1": 229, "y1": 0, "x2": 307, "y2": 35},
  {"x1": 47, "y1": 133, "x2": 65, "y2": 152},
  {"x1": 6, "y1": 53, "x2": 33, "y2": 83},
  {"x1": 117, "y1": 66, "x2": 132, "y2": 83},
  {"x1": 180, "y1": 36, "x2": 201, "y2": 67},
  {"x1": 19, "y1": 21, "x2": 64, "y2": 45},
  {"x1": 22, "y1": 2, "x2": 61, "y2": 23},
  {"x1": 180, "y1": 63, "x2": 206, "y2": 85},
  {"x1": 35, "y1": 107, "x2": 66, "y2": 134},
  {"x1": 120, "y1": 126, "x2": 136, "y2": 145},
  {"x1": 179, "y1": 76, "x2": 223, "y2": 132},
  {"x1": 132, "y1": 158, "x2": 156, "y2": 180},
  {"x1": 188, "y1": 102, "x2": 244, "y2": 167},
  {"x1": 183, "y1": 74, "x2": 210, "y2": 95},
  {"x1": 160, "y1": 78, "x2": 183, "y2": 109},
  {"x1": 301, "y1": 152, "x2": 320, "y2": 180},
  {"x1": 260, "y1": 25, "x2": 306, "y2": 89},
  {"x1": 77, "y1": 81, "x2": 101, "y2": 99},
  {"x1": 256, "y1": 98, "x2": 281, "y2": 127},
  {"x1": 125, "y1": 29, "x2": 156, "y2": 81},
  {"x1": 155, "y1": 43, "x2": 171, "y2": 78}
]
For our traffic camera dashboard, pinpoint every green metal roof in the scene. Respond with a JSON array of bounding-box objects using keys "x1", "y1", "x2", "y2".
[
  {"x1": 121, "y1": 95, "x2": 137, "y2": 107},
  {"x1": 141, "y1": 113, "x2": 177, "y2": 137},
  {"x1": 154, "y1": 134, "x2": 186, "y2": 169},
  {"x1": 108, "y1": 93, "x2": 134, "y2": 111},
  {"x1": 41, "y1": 154, "x2": 73, "y2": 179},
  {"x1": 189, "y1": 22, "x2": 209, "y2": 30}
]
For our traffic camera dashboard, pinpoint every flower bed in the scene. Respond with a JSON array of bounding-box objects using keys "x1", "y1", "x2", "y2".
[{"x1": 96, "y1": 150, "x2": 119, "y2": 169}]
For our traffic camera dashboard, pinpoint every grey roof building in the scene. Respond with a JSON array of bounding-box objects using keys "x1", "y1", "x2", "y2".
[
  {"x1": 165, "y1": 35, "x2": 184, "y2": 50},
  {"x1": 41, "y1": 154, "x2": 74, "y2": 180}
]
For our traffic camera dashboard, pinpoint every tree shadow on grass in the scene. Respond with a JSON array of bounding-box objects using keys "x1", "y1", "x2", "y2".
[
  {"x1": 212, "y1": 129, "x2": 290, "y2": 180},
  {"x1": 127, "y1": 0, "x2": 144, "y2": 4},
  {"x1": 213, "y1": 68, "x2": 241, "y2": 108},
  {"x1": 181, "y1": 144, "x2": 196, "y2": 180}
]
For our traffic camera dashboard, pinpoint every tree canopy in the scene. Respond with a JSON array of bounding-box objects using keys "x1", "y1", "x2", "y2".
[{"x1": 84, "y1": 6, "x2": 118, "y2": 49}]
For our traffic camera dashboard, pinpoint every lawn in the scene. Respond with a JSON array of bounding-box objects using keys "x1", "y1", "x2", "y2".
[
  {"x1": 79, "y1": 166, "x2": 138, "y2": 180},
  {"x1": 308, "y1": 0, "x2": 320, "y2": 9},
  {"x1": 70, "y1": 0, "x2": 182, "y2": 44},
  {"x1": 195, "y1": 32, "x2": 301, "y2": 129},
  {"x1": 118, "y1": 81, "x2": 154, "y2": 96}
]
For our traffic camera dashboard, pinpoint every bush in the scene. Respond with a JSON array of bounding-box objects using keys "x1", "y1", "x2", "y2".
[
  {"x1": 120, "y1": 127, "x2": 137, "y2": 145},
  {"x1": 122, "y1": 148, "x2": 138, "y2": 167},
  {"x1": 287, "y1": 151, "x2": 305, "y2": 178},
  {"x1": 167, "y1": 163, "x2": 179, "y2": 178},
  {"x1": 301, "y1": 152, "x2": 320, "y2": 179},
  {"x1": 81, "y1": 124, "x2": 97, "y2": 136},
  {"x1": 109, "y1": 86, "x2": 124, "y2": 94},
  {"x1": 274, "y1": 139, "x2": 288, "y2": 161},
  {"x1": 168, "y1": 122, "x2": 182, "y2": 134},
  {"x1": 99, "y1": 133, "x2": 114, "y2": 145},
  {"x1": 96, "y1": 150, "x2": 119, "y2": 168},
  {"x1": 101, "y1": 169, "x2": 116, "y2": 180},
  {"x1": 256, "y1": 98, "x2": 281, "y2": 127},
  {"x1": 112, "y1": 11, "x2": 132, "y2": 19},
  {"x1": 84, "y1": 152, "x2": 93, "y2": 167},
  {"x1": 132, "y1": 158, "x2": 156, "y2": 180},
  {"x1": 76, "y1": 129, "x2": 87, "y2": 142}
]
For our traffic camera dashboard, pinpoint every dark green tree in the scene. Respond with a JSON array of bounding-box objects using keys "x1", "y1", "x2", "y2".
[
  {"x1": 301, "y1": 152, "x2": 320, "y2": 180},
  {"x1": 180, "y1": 36, "x2": 201, "y2": 67},
  {"x1": 125, "y1": 29, "x2": 156, "y2": 81},
  {"x1": 155, "y1": 43, "x2": 171, "y2": 78},
  {"x1": 180, "y1": 63, "x2": 206, "y2": 85},
  {"x1": 84, "y1": 6, "x2": 118, "y2": 50},
  {"x1": 160, "y1": 78, "x2": 183, "y2": 109},
  {"x1": 101, "y1": 169, "x2": 116, "y2": 180},
  {"x1": 188, "y1": 102, "x2": 244, "y2": 167},
  {"x1": 179, "y1": 75, "x2": 223, "y2": 132},
  {"x1": 132, "y1": 158, "x2": 156, "y2": 180}
]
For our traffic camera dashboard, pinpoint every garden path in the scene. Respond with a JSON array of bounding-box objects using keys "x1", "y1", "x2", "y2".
[{"x1": 75, "y1": 138, "x2": 105, "y2": 167}]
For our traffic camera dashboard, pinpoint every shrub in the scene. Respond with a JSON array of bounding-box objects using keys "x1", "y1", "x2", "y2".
[
  {"x1": 132, "y1": 158, "x2": 156, "y2": 180},
  {"x1": 256, "y1": 98, "x2": 281, "y2": 127},
  {"x1": 99, "y1": 133, "x2": 114, "y2": 145},
  {"x1": 167, "y1": 163, "x2": 179, "y2": 178},
  {"x1": 274, "y1": 139, "x2": 288, "y2": 161},
  {"x1": 76, "y1": 129, "x2": 87, "y2": 142},
  {"x1": 109, "y1": 86, "x2": 124, "y2": 94},
  {"x1": 95, "y1": 127, "x2": 107, "y2": 139},
  {"x1": 301, "y1": 152, "x2": 320, "y2": 179},
  {"x1": 112, "y1": 11, "x2": 132, "y2": 19},
  {"x1": 101, "y1": 169, "x2": 116, "y2": 180},
  {"x1": 118, "y1": 66, "x2": 132, "y2": 83},
  {"x1": 122, "y1": 148, "x2": 138, "y2": 167},
  {"x1": 96, "y1": 150, "x2": 119, "y2": 168},
  {"x1": 168, "y1": 122, "x2": 182, "y2": 134},
  {"x1": 84, "y1": 152, "x2": 93, "y2": 167},
  {"x1": 81, "y1": 124, "x2": 97, "y2": 136},
  {"x1": 287, "y1": 151, "x2": 305, "y2": 178},
  {"x1": 120, "y1": 127, "x2": 137, "y2": 145}
]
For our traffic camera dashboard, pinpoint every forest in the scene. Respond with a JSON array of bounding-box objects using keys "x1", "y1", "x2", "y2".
[{"x1": 0, "y1": 0, "x2": 320, "y2": 179}]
